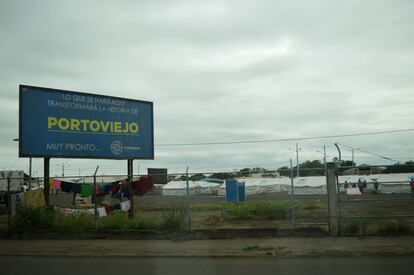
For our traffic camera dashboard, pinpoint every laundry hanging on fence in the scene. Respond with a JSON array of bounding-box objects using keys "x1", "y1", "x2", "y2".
[
  {"x1": 121, "y1": 200, "x2": 131, "y2": 212},
  {"x1": 104, "y1": 205, "x2": 113, "y2": 214},
  {"x1": 111, "y1": 182, "x2": 120, "y2": 193},
  {"x1": 60, "y1": 181, "x2": 73, "y2": 193},
  {"x1": 131, "y1": 176, "x2": 154, "y2": 196},
  {"x1": 52, "y1": 179, "x2": 61, "y2": 190},
  {"x1": 80, "y1": 184, "x2": 92, "y2": 197},
  {"x1": 72, "y1": 183, "x2": 81, "y2": 194},
  {"x1": 98, "y1": 207, "x2": 107, "y2": 217}
]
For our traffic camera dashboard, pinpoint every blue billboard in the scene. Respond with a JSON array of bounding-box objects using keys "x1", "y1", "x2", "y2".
[{"x1": 19, "y1": 85, "x2": 154, "y2": 159}]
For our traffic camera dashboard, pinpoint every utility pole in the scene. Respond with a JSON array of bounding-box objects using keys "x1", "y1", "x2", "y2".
[
  {"x1": 351, "y1": 148, "x2": 354, "y2": 164},
  {"x1": 296, "y1": 143, "x2": 300, "y2": 177}
]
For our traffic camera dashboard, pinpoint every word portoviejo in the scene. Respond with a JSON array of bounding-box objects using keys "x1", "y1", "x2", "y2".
[{"x1": 47, "y1": 116, "x2": 139, "y2": 134}]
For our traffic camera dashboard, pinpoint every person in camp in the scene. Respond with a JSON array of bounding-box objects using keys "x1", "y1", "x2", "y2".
[
  {"x1": 357, "y1": 179, "x2": 364, "y2": 193},
  {"x1": 373, "y1": 179, "x2": 379, "y2": 193}
]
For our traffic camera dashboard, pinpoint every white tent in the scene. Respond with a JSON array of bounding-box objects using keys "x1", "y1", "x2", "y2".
[
  {"x1": 162, "y1": 181, "x2": 200, "y2": 196},
  {"x1": 197, "y1": 180, "x2": 221, "y2": 195}
]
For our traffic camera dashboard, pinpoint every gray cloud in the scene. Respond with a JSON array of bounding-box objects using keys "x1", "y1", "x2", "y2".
[{"x1": 0, "y1": 0, "x2": 413, "y2": 175}]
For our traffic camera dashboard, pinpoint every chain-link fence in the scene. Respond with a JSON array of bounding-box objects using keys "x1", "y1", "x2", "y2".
[
  {"x1": 1, "y1": 165, "x2": 413, "y2": 235},
  {"x1": 336, "y1": 165, "x2": 414, "y2": 235}
]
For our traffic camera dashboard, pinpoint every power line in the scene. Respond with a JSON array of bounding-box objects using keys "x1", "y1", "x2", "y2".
[
  {"x1": 336, "y1": 143, "x2": 401, "y2": 163},
  {"x1": 156, "y1": 128, "x2": 414, "y2": 147}
]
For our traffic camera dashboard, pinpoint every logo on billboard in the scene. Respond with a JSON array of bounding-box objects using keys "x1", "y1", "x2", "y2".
[{"x1": 111, "y1": 140, "x2": 123, "y2": 155}]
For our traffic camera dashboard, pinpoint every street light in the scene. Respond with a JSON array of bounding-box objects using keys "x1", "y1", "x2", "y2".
[{"x1": 289, "y1": 143, "x2": 301, "y2": 177}]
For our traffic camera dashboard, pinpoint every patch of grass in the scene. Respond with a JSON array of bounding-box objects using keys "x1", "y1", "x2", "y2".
[
  {"x1": 225, "y1": 201, "x2": 290, "y2": 220},
  {"x1": 159, "y1": 204, "x2": 186, "y2": 231},
  {"x1": 10, "y1": 206, "x2": 182, "y2": 233},
  {"x1": 378, "y1": 221, "x2": 410, "y2": 235},
  {"x1": 11, "y1": 207, "x2": 56, "y2": 232},
  {"x1": 55, "y1": 214, "x2": 96, "y2": 232},
  {"x1": 96, "y1": 211, "x2": 160, "y2": 231},
  {"x1": 299, "y1": 201, "x2": 324, "y2": 210},
  {"x1": 129, "y1": 212, "x2": 160, "y2": 230},
  {"x1": 192, "y1": 204, "x2": 224, "y2": 211},
  {"x1": 96, "y1": 212, "x2": 130, "y2": 230},
  {"x1": 242, "y1": 245, "x2": 274, "y2": 252},
  {"x1": 342, "y1": 219, "x2": 368, "y2": 235}
]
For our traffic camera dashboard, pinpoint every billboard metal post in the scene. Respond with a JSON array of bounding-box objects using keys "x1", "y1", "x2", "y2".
[
  {"x1": 128, "y1": 159, "x2": 134, "y2": 219},
  {"x1": 43, "y1": 158, "x2": 50, "y2": 206}
]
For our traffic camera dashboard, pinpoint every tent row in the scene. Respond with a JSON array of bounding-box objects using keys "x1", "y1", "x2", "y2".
[{"x1": 162, "y1": 173, "x2": 414, "y2": 196}]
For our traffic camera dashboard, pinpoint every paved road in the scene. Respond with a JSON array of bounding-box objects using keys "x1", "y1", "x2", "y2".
[{"x1": 1, "y1": 256, "x2": 413, "y2": 275}]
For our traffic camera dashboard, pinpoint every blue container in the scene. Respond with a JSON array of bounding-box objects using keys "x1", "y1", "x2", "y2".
[
  {"x1": 225, "y1": 179, "x2": 238, "y2": 203},
  {"x1": 225, "y1": 180, "x2": 246, "y2": 203},
  {"x1": 238, "y1": 181, "x2": 245, "y2": 202}
]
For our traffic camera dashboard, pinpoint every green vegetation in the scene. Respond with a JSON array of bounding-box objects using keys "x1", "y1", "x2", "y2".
[
  {"x1": 342, "y1": 219, "x2": 368, "y2": 235},
  {"x1": 10, "y1": 206, "x2": 186, "y2": 233},
  {"x1": 378, "y1": 221, "x2": 410, "y2": 235},
  {"x1": 192, "y1": 204, "x2": 225, "y2": 211},
  {"x1": 299, "y1": 201, "x2": 324, "y2": 210},
  {"x1": 11, "y1": 207, "x2": 56, "y2": 232},
  {"x1": 159, "y1": 205, "x2": 186, "y2": 231},
  {"x1": 225, "y1": 201, "x2": 290, "y2": 220}
]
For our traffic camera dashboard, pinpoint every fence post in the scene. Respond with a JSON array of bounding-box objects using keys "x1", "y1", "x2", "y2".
[
  {"x1": 7, "y1": 175, "x2": 11, "y2": 231},
  {"x1": 186, "y1": 166, "x2": 192, "y2": 231},
  {"x1": 326, "y1": 162, "x2": 339, "y2": 236},
  {"x1": 290, "y1": 159, "x2": 295, "y2": 229}
]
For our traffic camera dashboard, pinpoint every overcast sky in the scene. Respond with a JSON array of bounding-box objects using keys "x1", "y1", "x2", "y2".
[{"x1": 0, "y1": 0, "x2": 413, "y2": 177}]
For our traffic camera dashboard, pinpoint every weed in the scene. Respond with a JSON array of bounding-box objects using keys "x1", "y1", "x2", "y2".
[
  {"x1": 129, "y1": 212, "x2": 160, "y2": 230},
  {"x1": 11, "y1": 207, "x2": 56, "y2": 232},
  {"x1": 191, "y1": 204, "x2": 224, "y2": 211},
  {"x1": 160, "y1": 204, "x2": 186, "y2": 231},
  {"x1": 299, "y1": 201, "x2": 323, "y2": 210},
  {"x1": 378, "y1": 221, "x2": 410, "y2": 235},
  {"x1": 96, "y1": 212, "x2": 130, "y2": 230},
  {"x1": 342, "y1": 219, "x2": 368, "y2": 235},
  {"x1": 225, "y1": 201, "x2": 290, "y2": 220}
]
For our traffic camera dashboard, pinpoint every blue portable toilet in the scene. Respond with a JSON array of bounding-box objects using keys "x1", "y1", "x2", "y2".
[
  {"x1": 238, "y1": 181, "x2": 245, "y2": 202},
  {"x1": 225, "y1": 179, "x2": 245, "y2": 203},
  {"x1": 225, "y1": 179, "x2": 238, "y2": 203}
]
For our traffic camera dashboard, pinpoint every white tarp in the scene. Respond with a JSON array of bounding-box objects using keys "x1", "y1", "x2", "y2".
[
  {"x1": 161, "y1": 173, "x2": 414, "y2": 196},
  {"x1": 196, "y1": 180, "x2": 221, "y2": 195},
  {"x1": 162, "y1": 181, "x2": 200, "y2": 196}
]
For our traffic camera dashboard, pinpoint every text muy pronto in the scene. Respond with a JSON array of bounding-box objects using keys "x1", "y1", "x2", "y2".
[{"x1": 47, "y1": 116, "x2": 139, "y2": 134}]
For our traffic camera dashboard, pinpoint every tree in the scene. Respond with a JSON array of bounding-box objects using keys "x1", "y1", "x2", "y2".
[
  {"x1": 209, "y1": 173, "x2": 235, "y2": 180},
  {"x1": 190, "y1": 173, "x2": 206, "y2": 181},
  {"x1": 384, "y1": 161, "x2": 414, "y2": 174},
  {"x1": 236, "y1": 168, "x2": 251, "y2": 177}
]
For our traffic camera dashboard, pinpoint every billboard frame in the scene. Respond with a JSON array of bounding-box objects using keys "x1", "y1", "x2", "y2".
[{"x1": 18, "y1": 84, "x2": 154, "y2": 160}]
